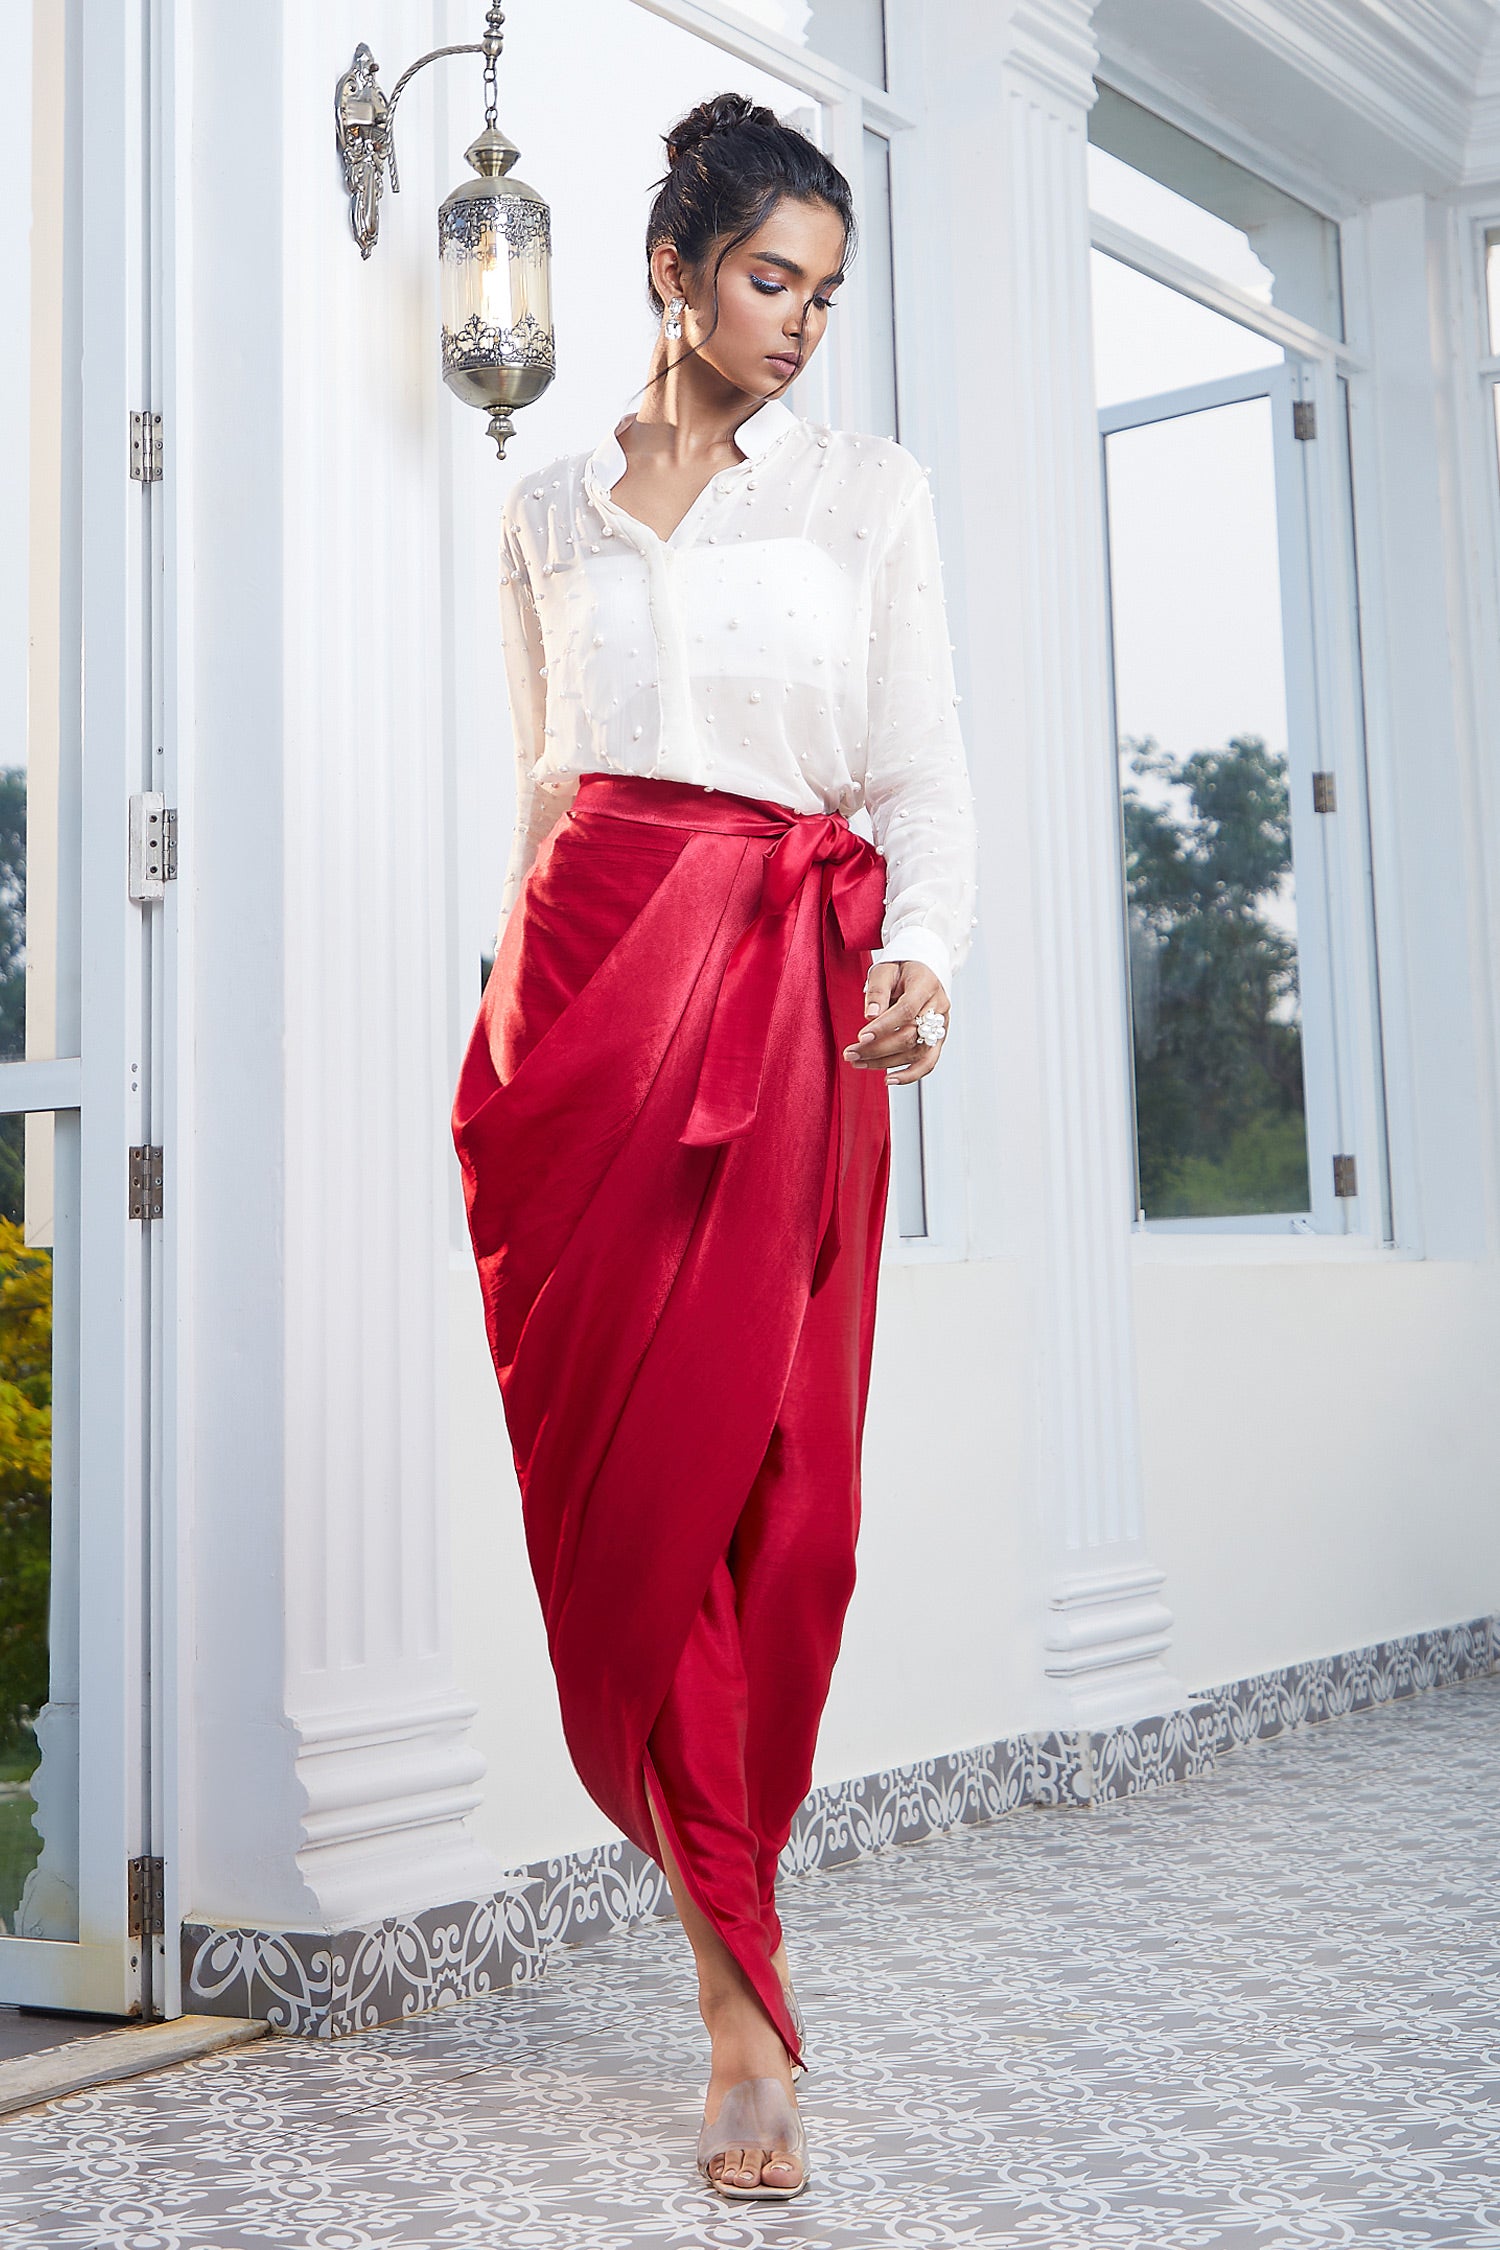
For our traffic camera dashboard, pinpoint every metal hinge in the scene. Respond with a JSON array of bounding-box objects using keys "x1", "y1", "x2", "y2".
[
  {"x1": 1292, "y1": 400, "x2": 1317, "y2": 441},
  {"x1": 1312, "y1": 771, "x2": 1338, "y2": 813},
  {"x1": 129, "y1": 410, "x2": 163, "y2": 482},
  {"x1": 127, "y1": 1855, "x2": 165, "y2": 1937},
  {"x1": 1332, "y1": 1153, "x2": 1358, "y2": 1198},
  {"x1": 128, "y1": 793, "x2": 178, "y2": 899},
  {"x1": 128, "y1": 1145, "x2": 164, "y2": 1220}
]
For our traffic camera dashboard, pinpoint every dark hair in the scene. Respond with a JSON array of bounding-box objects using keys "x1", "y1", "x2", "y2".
[{"x1": 644, "y1": 93, "x2": 857, "y2": 361}]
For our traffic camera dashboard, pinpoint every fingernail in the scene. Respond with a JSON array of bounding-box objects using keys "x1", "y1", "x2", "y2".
[
  {"x1": 857, "y1": 1029, "x2": 874, "y2": 1043},
  {"x1": 865, "y1": 1001, "x2": 880, "y2": 1015}
]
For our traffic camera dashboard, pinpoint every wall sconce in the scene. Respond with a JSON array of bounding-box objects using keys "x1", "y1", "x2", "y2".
[{"x1": 334, "y1": 3, "x2": 554, "y2": 459}]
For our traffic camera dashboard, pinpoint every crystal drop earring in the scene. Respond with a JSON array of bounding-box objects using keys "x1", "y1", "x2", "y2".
[{"x1": 664, "y1": 295, "x2": 684, "y2": 342}]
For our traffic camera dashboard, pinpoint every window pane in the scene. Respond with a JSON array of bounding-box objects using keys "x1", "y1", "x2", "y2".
[
  {"x1": 735, "y1": 0, "x2": 886, "y2": 84},
  {"x1": 1089, "y1": 85, "x2": 1343, "y2": 340},
  {"x1": 1092, "y1": 250, "x2": 1282, "y2": 410},
  {"x1": 862, "y1": 128, "x2": 897, "y2": 438},
  {"x1": 1104, "y1": 401, "x2": 1311, "y2": 1220},
  {"x1": 1487, "y1": 230, "x2": 1500, "y2": 355},
  {"x1": 0, "y1": 15, "x2": 75, "y2": 1070},
  {"x1": 0, "y1": 1109, "x2": 78, "y2": 1940},
  {"x1": 858, "y1": 122, "x2": 928, "y2": 1232}
]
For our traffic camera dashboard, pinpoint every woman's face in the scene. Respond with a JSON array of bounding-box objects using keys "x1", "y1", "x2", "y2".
[{"x1": 661, "y1": 195, "x2": 847, "y2": 398}]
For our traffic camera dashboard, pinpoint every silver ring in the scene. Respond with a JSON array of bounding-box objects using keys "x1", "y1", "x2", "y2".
[{"x1": 914, "y1": 1009, "x2": 947, "y2": 1048}]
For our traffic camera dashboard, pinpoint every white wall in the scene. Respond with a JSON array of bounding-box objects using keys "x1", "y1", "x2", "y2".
[{"x1": 1136, "y1": 1253, "x2": 1500, "y2": 1695}]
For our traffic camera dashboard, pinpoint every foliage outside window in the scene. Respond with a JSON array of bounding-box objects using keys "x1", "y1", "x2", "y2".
[
  {"x1": 0, "y1": 769, "x2": 46, "y2": 1930},
  {"x1": 1122, "y1": 735, "x2": 1309, "y2": 1218}
]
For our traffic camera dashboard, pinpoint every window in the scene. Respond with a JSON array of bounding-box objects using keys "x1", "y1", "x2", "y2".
[
  {"x1": 853, "y1": 122, "x2": 931, "y2": 1242},
  {"x1": 1091, "y1": 97, "x2": 1385, "y2": 1236},
  {"x1": 444, "y1": 1, "x2": 921, "y2": 1249}
]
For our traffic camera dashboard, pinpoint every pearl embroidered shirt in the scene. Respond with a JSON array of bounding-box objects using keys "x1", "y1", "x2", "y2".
[{"x1": 494, "y1": 394, "x2": 979, "y2": 989}]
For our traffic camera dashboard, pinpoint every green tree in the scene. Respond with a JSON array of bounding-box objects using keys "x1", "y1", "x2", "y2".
[
  {"x1": 0, "y1": 774, "x2": 49, "y2": 1784},
  {"x1": 0, "y1": 1217, "x2": 50, "y2": 1762},
  {"x1": 1122, "y1": 734, "x2": 1309, "y2": 1217},
  {"x1": 0, "y1": 768, "x2": 26, "y2": 1224}
]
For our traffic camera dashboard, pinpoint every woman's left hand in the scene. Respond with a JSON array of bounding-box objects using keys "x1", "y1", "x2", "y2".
[{"x1": 843, "y1": 961, "x2": 951, "y2": 1086}]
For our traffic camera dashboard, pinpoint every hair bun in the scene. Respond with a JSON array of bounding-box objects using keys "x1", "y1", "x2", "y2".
[{"x1": 664, "y1": 92, "x2": 777, "y2": 169}]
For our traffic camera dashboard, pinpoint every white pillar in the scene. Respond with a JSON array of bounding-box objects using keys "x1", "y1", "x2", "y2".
[
  {"x1": 912, "y1": 0, "x2": 1182, "y2": 1728},
  {"x1": 179, "y1": 0, "x2": 503, "y2": 1937}
]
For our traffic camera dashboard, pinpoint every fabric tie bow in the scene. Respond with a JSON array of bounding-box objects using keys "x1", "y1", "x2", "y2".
[{"x1": 681, "y1": 812, "x2": 887, "y2": 1148}]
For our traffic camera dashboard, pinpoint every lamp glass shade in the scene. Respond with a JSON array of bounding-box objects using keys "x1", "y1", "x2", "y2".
[{"x1": 439, "y1": 175, "x2": 555, "y2": 420}]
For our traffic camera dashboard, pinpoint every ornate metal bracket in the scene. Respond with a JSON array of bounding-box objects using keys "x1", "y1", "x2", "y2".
[{"x1": 335, "y1": 5, "x2": 506, "y2": 259}]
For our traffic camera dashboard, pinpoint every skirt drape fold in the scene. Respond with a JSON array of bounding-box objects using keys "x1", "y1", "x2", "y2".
[{"x1": 452, "y1": 773, "x2": 892, "y2": 2065}]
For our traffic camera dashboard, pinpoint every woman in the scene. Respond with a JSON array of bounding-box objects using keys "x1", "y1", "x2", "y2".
[{"x1": 452, "y1": 93, "x2": 977, "y2": 2202}]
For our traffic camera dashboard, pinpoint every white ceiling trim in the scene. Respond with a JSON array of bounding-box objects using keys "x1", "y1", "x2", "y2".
[
  {"x1": 1466, "y1": 15, "x2": 1500, "y2": 183},
  {"x1": 1096, "y1": 0, "x2": 1500, "y2": 193},
  {"x1": 1180, "y1": 0, "x2": 1490, "y2": 168}
]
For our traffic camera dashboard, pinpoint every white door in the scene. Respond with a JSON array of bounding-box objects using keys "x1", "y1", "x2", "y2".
[{"x1": 0, "y1": 0, "x2": 160, "y2": 2017}]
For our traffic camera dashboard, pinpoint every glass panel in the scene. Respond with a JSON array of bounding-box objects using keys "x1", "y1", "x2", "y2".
[
  {"x1": 0, "y1": 1109, "x2": 78, "y2": 1939},
  {"x1": 1092, "y1": 250, "x2": 1283, "y2": 410},
  {"x1": 735, "y1": 0, "x2": 886, "y2": 84},
  {"x1": 1088, "y1": 85, "x2": 1343, "y2": 340},
  {"x1": 1485, "y1": 227, "x2": 1500, "y2": 355},
  {"x1": 0, "y1": 3, "x2": 77, "y2": 1070},
  {"x1": 1104, "y1": 401, "x2": 1311, "y2": 1220},
  {"x1": 862, "y1": 129, "x2": 897, "y2": 438},
  {"x1": 858, "y1": 123, "x2": 927, "y2": 1234}
]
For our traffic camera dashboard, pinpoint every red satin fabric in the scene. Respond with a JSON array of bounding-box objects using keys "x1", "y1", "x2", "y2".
[{"x1": 451, "y1": 773, "x2": 892, "y2": 2065}]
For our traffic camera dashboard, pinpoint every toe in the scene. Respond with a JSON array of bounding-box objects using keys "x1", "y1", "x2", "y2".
[
  {"x1": 719, "y1": 2145, "x2": 756, "y2": 2189},
  {"x1": 762, "y1": 2146, "x2": 802, "y2": 2189}
]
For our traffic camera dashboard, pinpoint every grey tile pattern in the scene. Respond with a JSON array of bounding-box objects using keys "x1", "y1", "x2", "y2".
[
  {"x1": 182, "y1": 1616, "x2": 1496, "y2": 2035},
  {"x1": 781, "y1": 1731, "x2": 1035, "y2": 1873},
  {"x1": 5, "y1": 1676, "x2": 1499, "y2": 2247},
  {"x1": 1188, "y1": 1614, "x2": 1497, "y2": 1765},
  {"x1": 182, "y1": 1602, "x2": 1493, "y2": 2043},
  {"x1": 182, "y1": 1844, "x2": 673, "y2": 2039}
]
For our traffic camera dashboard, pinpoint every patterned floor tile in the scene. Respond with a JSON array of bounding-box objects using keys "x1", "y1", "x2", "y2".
[{"x1": 1, "y1": 1678, "x2": 1497, "y2": 2248}]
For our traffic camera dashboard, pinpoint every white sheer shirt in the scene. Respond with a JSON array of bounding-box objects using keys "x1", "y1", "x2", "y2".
[{"x1": 493, "y1": 394, "x2": 978, "y2": 989}]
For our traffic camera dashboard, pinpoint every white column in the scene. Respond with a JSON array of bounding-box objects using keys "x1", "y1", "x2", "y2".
[
  {"x1": 911, "y1": 0, "x2": 1182, "y2": 1728},
  {"x1": 179, "y1": 0, "x2": 503, "y2": 1931}
]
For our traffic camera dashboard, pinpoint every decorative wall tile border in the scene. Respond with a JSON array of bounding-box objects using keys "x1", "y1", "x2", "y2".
[{"x1": 182, "y1": 1613, "x2": 1497, "y2": 2036}]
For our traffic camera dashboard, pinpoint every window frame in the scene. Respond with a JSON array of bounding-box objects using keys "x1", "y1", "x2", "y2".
[
  {"x1": 626, "y1": 3, "x2": 970, "y2": 1260},
  {"x1": 1089, "y1": 137, "x2": 1392, "y2": 1246}
]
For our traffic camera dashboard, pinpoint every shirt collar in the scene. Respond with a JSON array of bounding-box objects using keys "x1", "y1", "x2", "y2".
[{"x1": 585, "y1": 395, "x2": 798, "y2": 510}]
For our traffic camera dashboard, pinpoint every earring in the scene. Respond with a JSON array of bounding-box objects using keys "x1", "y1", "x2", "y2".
[{"x1": 664, "y1": 295, "x2": 684, "y2": 342}]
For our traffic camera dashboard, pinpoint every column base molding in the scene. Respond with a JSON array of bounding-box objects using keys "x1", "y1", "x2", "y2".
[
  {"x1": 183, "y1": 1615, "x2": 1496, "y2": 2036},
  {"x1": 1042, "y1": 1562, "x2": 1186, "y2": 1726},
  {"x1": 287, "y1": 1693, "x2": 504, "y2": 1927}
]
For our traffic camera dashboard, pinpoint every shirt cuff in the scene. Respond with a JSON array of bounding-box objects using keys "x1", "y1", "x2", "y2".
[{"x1": 869, "y1": 928, "x2": 953, "y2": 991}]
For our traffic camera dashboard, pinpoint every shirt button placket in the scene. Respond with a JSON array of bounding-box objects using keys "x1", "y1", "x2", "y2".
[{"x1": 647, "y1": 540, "x2": 698, "y2": 782}]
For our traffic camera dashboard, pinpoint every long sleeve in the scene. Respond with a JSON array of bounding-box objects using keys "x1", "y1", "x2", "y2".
[
  {"x1": 861, "y1": 462, "x2": 979, "y2": 991},
  {"x1": 494, "y1": 503, "x2": 555, "y2": 943}
]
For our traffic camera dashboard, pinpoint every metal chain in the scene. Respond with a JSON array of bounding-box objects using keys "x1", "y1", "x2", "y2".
[{"x1": 482, "y1": 5, "x2": 506, "y2": 132}]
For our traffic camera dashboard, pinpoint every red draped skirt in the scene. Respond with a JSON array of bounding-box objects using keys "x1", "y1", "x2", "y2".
[{"x1": 450, "y1": 773, "x2": 892, "y2": 2065}]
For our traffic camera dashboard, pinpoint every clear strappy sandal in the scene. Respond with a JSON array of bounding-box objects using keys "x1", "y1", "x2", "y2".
[
  {"x1": 782, "y1": 1977, "x2": 807, "y2": 2071},
  {"x1": 696, "y1": 2075, "x2": 809, "y2": 2202}
]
